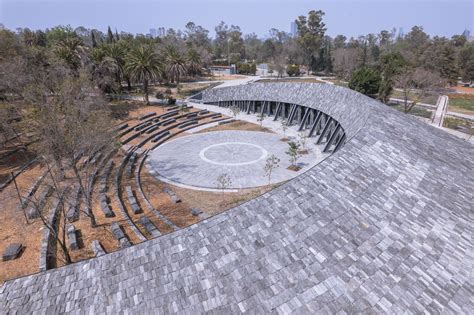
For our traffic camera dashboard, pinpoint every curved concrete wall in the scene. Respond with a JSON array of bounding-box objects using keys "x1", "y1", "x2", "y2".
[{"x1": 1, "y1": 83, "x2": 472, "y2": 313}]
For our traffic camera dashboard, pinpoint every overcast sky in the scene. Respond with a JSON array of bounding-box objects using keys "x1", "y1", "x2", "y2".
[{"x1": 1, "y1": 0, "x2": 473, "y2": 38}]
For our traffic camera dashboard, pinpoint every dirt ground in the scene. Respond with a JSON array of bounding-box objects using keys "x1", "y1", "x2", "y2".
[{"x1": 0, "y1": 103, "x2": 280, "y2": 285}]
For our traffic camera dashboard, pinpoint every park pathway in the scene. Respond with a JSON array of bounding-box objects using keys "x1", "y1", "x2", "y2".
[{"x1": 432, "y1": 95, "x2": 449, "y2": 127}]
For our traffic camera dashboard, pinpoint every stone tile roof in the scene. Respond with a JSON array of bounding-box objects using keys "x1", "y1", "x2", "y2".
[{"x1": 1, "y1": 83, "x2": 472, "y2": 313}]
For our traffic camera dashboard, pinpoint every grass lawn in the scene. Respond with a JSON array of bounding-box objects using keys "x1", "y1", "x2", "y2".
[
  {"x1": 448, "y1": 94, "x2": 474, "y2": 115},
  {"x1": 390, "y1": 104, "x2": 433, "y2": 119},
  {"x1": 390, "y1": 90, "x2": 439, "y2": 105},
  {"x1": 443, "y1": 117, "x2": 473, "y2": 134}
]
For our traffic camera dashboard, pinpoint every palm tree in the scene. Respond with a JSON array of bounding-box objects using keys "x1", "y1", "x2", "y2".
[
  {"x1": 165, "y1": 46, "x2": 187, "y2": 87},
  {"x1": 187, "y1": 48, "x2": 202, "y2": 76},
  {"x1": 125, "y1": 45, "x2": 162, "y2": 105},
  {"x1": 103, "y1": 42, "x2": 128, "y2": 90},
  {"x1": 54, "y1": 37, "x2": 84, "y2": 70}
]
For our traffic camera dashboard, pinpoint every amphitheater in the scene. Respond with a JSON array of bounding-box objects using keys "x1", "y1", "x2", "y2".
[{"x1": 0, "y1": 83, "x2": 473, "y2": 313}]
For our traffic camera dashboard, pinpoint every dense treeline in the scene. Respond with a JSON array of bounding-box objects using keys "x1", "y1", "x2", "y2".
[{"x1": 0, "y1": 10, "x2": 473, "y2": 105}]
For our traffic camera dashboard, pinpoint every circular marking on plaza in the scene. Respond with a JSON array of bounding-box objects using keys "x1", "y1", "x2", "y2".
[
  {"x1": 146, "y1": 130, "x2": 325, "y2": 190},
  {"x1": 199, "y1": 142, "x2": 268, "y2": 166}
]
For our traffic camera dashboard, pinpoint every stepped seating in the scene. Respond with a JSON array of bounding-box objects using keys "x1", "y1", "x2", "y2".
[
  {"x1": 99, "y1": 195, "x2": 114, "y2": 217},
  {"x1": 198, "y1": 110, "x2": 209, "y2": 115},
  {"x1": 115, "y1": 153, "x2": 147, "y2": 241},
  {"x1": 26, "y1": 185, "x2": 53, "y2": 220},
  {"x1": 151, "y1": 130, "x2": 170, "y2": 143},
  {"x1": 99, "y1": 161, "x2": 114, "y2": 193},
  {"x1": 91, "y1": 240, "x2": 106, "y2": 257},
  {"x1": 66, "y1": 187, "x2": 81, "y2": 222},
  {"x1": 125, "y1": 186, "x2": 141, "y2": 214},
  {"x1": 110, "y1": 222, "x2": 131, "y2": 248},
  {"x1": 89, "y1": 153, "x2": 102, "y2": 166},
  {"x1": 163, "y1": 187, "x2": 181, "y2": 203},
  {"x1": 67, "y1": 225, "x2": 78, "y2": 250},
  {"x1": 166, "y1": 106, "x2": 179, "y2": 111},
  {"x1": 139, "y1": 112, "x2": 156, "y2": 120},
  {"x1": 186, "y1": 113, "x2": 198, "y2": 119},
  {"x1": 125, "y1": 153, "x2": 137, "y2": 178},
  {"x1": 219, "y1": 119, "x2": 236, "y2": 125},
  {"x1": 158, "y1": 110, "x2": 179, "y2": 120},
  {"x1": 138, "y1": 216, "x2": 160, "y2": 238},
  {"x1": 19, "y1": 170, "x2": 48, "y2": 210},
  {"x1": 39, "y1": 188, "x2": 69, "y2": 272},
  {"x1": 160, "y1": 118, "x2": 176, "y2": 126},
  {"x1": 145, "y1": 125, "x2": 160, "y2": 134},
  {"x1": 117, "y1": 123, "x2": 128, "y2": 131},
  {"x1": 135, "y1": 152, "x2": 178, "y2": 231},
  {"x1": 178, "y1": 120, "x2": 198, "y2": 129},
  {"x1": 134, "y1": 121, "x2": 152, "y2": 132}
]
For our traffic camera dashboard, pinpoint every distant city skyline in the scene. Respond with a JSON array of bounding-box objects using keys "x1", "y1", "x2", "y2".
[{"x1": 1, "y1": 0, "x2": 472, "y2": 38}]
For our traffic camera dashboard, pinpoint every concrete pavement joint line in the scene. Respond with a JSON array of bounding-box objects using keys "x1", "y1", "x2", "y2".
[{"x1": 199, "y1": 142, "x2": 268, "y2": 166}]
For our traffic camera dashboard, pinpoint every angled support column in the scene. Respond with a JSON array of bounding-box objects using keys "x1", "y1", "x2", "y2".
[
  {"x1": 273, "y1": 102, "x2": 282, "y2": 121},
  {"x1": 316, "y1": 117, "x2": 333, "y2": 144},
  {"x1": 260, "y1": 101, "x2": 266, "y2": 115},
  {"x1": 323, "y1": 124, "x2": 341, "y2": 152},
  {"x1": 333, "y1": 133, "x2": 346, "y2": 152},
  {"x1": 298, "y1": 108, "x2": 310, "y2": 131},
  {"x1": 246, "y1": 101, "x2": 251, "y2": 114},
  {"x1": 267, "y1": 101, "x2": 272, "y2": 116},
  {"x1": 287, "y1": 104, "x2": 298, "y2": 125},
  {"x1": 308, "y1": 112, "x2": 323, "y2": 137}
]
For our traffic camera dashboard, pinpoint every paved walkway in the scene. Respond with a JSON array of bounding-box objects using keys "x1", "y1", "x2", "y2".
[
  {"x1": 431, "y1": 95, "x2": 449, "y2": 127},
  {"x1": 147, "y1": 130, "x2": 325, "y2": 190}
]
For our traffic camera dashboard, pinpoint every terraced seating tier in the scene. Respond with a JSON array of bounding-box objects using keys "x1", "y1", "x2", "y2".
[
  {"x1": 99, "y1": 195, "x2": 114, "y2": 218},
  {"x1": 91, "y1": 240, "x2": 105, "y2": 257},
  {"x1": 67, "y1": 225, "x2": 78, "y2": 250},
  {"x1": 139, "y1": 112, "x2": 156, "y2": 120},
  {"x1": 26, "y1": 185, "x2": 53, "y2": 220},
  {"x1": 138, "y1": 216, "x2": 161, "y2": 238},
  {"x1": 110, "y1": 222, "x2": 131, "y2": 248},
  {"x1": 66, "y1": 187, "x2": 81, "y2": 222}
]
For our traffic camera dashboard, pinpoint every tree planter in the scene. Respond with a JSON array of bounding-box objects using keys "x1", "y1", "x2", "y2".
[{"x1": 287, "y1": 165, "x2": 301, "y2": 172}]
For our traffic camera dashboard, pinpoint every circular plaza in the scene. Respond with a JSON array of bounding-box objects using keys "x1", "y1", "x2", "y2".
[{"x1": 146, "y1": 130, "x2": 325, "y2": 190}]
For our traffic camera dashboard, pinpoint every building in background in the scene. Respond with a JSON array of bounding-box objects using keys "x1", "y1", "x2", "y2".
[
  {"x1": 209, "y1": 65, "x2": 236, "y2": 76},
  {"x1": 290, "y1": 21, "x2": 297, "y2": 37}
]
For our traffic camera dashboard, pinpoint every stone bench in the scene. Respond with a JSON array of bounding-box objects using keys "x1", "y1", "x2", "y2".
[
  {"x1": 125, "y1": 153, "x2": 137, "y2": 178},
  {"x1": 110, "y1": 222, "x2": 131, "y2": 248},
  {"x1": 100, "y1": 195, "x2": 115, "y2": 217},
  {"x1": 151, "y1": 130, "x2": 170, "y2": 143},
  {"x1": 163, "y1": 187, "x2": 181, "y2": 203},
  {"x1": 2, "y1": 243, "x2": 23, "y2": 261},
  {"x1": 89, "y1": 152, "x2": 102, "y2": 166},
  {"x1": 209, "y1": 113, "x2": 222, "y2": 119},
  {"x1": 19, "y1": 171, "x2": 47, "y2": 210},
  {"x1": 139, "y1": 112, "x2": 156, "y2": 120},
  {"x1": 198, "y1": 110, "x2": 209, "y2": 115},
  {"x1": 178, "y1": 120, "x2": 198, "y2": 129},
  {"x1": 117, "y1": 123, "x2": 128, "y2": 131},
  {"x1": 186, "y1": 113, "x2": 198, "y2": 118},
  {"x1": 99, "y1": 161, "x2": 114, "y2": 193},
  {"x1": 26, "y1": 185, "x2": 53, "y2": 220},
  {"x1": 125, "y1": 186, "x2": 141, "y2": 214},
  {"x1": 134, "y1": 121, "x2": 152, "y2": 132},
  {"x1": 67, "y1": 225, "x2": 79, "y2": 250},
  {"x1": 218, "y1": 119, "x2": 236, "y2": 125},
  {"x1": 145, "y1": 125, "x2": 160, "y2": 134},
  {"x1": 160, "y1": 110, "x2": 179, "y2": 119},
  {"x1": 160, "y1": 118, "x2": 176, "y2": 126},
  {"x1": 91, "y1": 240, "x2": 106, "y2": 257},
  {"x1": 66, "y1": 187, "x2": 81, "y2": 222},
  {"x1": 166, "y1": 106, "x2": 179, "y2": 111},
  {"x1": 191, "y1": 208, "x2": 203, "y2": 216},
  {"x1": 139, "y1": 216, "x2": 161, "y2": 238}
]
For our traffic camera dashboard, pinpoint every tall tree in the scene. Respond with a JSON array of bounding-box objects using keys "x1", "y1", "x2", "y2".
[
  {"x1": 165, "y1": 45, "x2": 187, "y2": 86},
  {"x1": 295, "y1": 10, "x2": 327, "y2": 72},
  {"x1": 125, "y1": 45, "x2": 162, "y2": 104}
]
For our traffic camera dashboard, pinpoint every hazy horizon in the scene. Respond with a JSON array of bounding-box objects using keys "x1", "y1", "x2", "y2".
[{"x1": 1, "y1": 0, "x2": 473, "y2": 38}]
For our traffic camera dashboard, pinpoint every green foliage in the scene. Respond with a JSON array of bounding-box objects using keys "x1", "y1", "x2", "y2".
[
  {"x1": 378, "y1": 52, "x2": 406, "y2": 103},
  {"x1": 286, "y1": 141, "x2": 301, "y2": 166},
  {"x1": 349, "y1": 67, "x2": 381, "y2": 97},
  {"x1": 237, "y1": 62, "x2": 256, "y2": 75},
  {"x1": 295, "y1": 10, "x2": 326, "y2": 71},
  {"x1": 286, "y1": 64, "x2": 301, "y2": 76},
  {"x1": 46, "y1": 25, "x2": 76, "y2": 45}
]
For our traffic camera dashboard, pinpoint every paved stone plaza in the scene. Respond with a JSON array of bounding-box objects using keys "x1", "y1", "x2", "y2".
[
  {"x1": 0, "y1": 83, "x2": 472, "y2": 313},
  {"x1": 147, "y1": 130, "x2": 325, "y2": 190}
]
